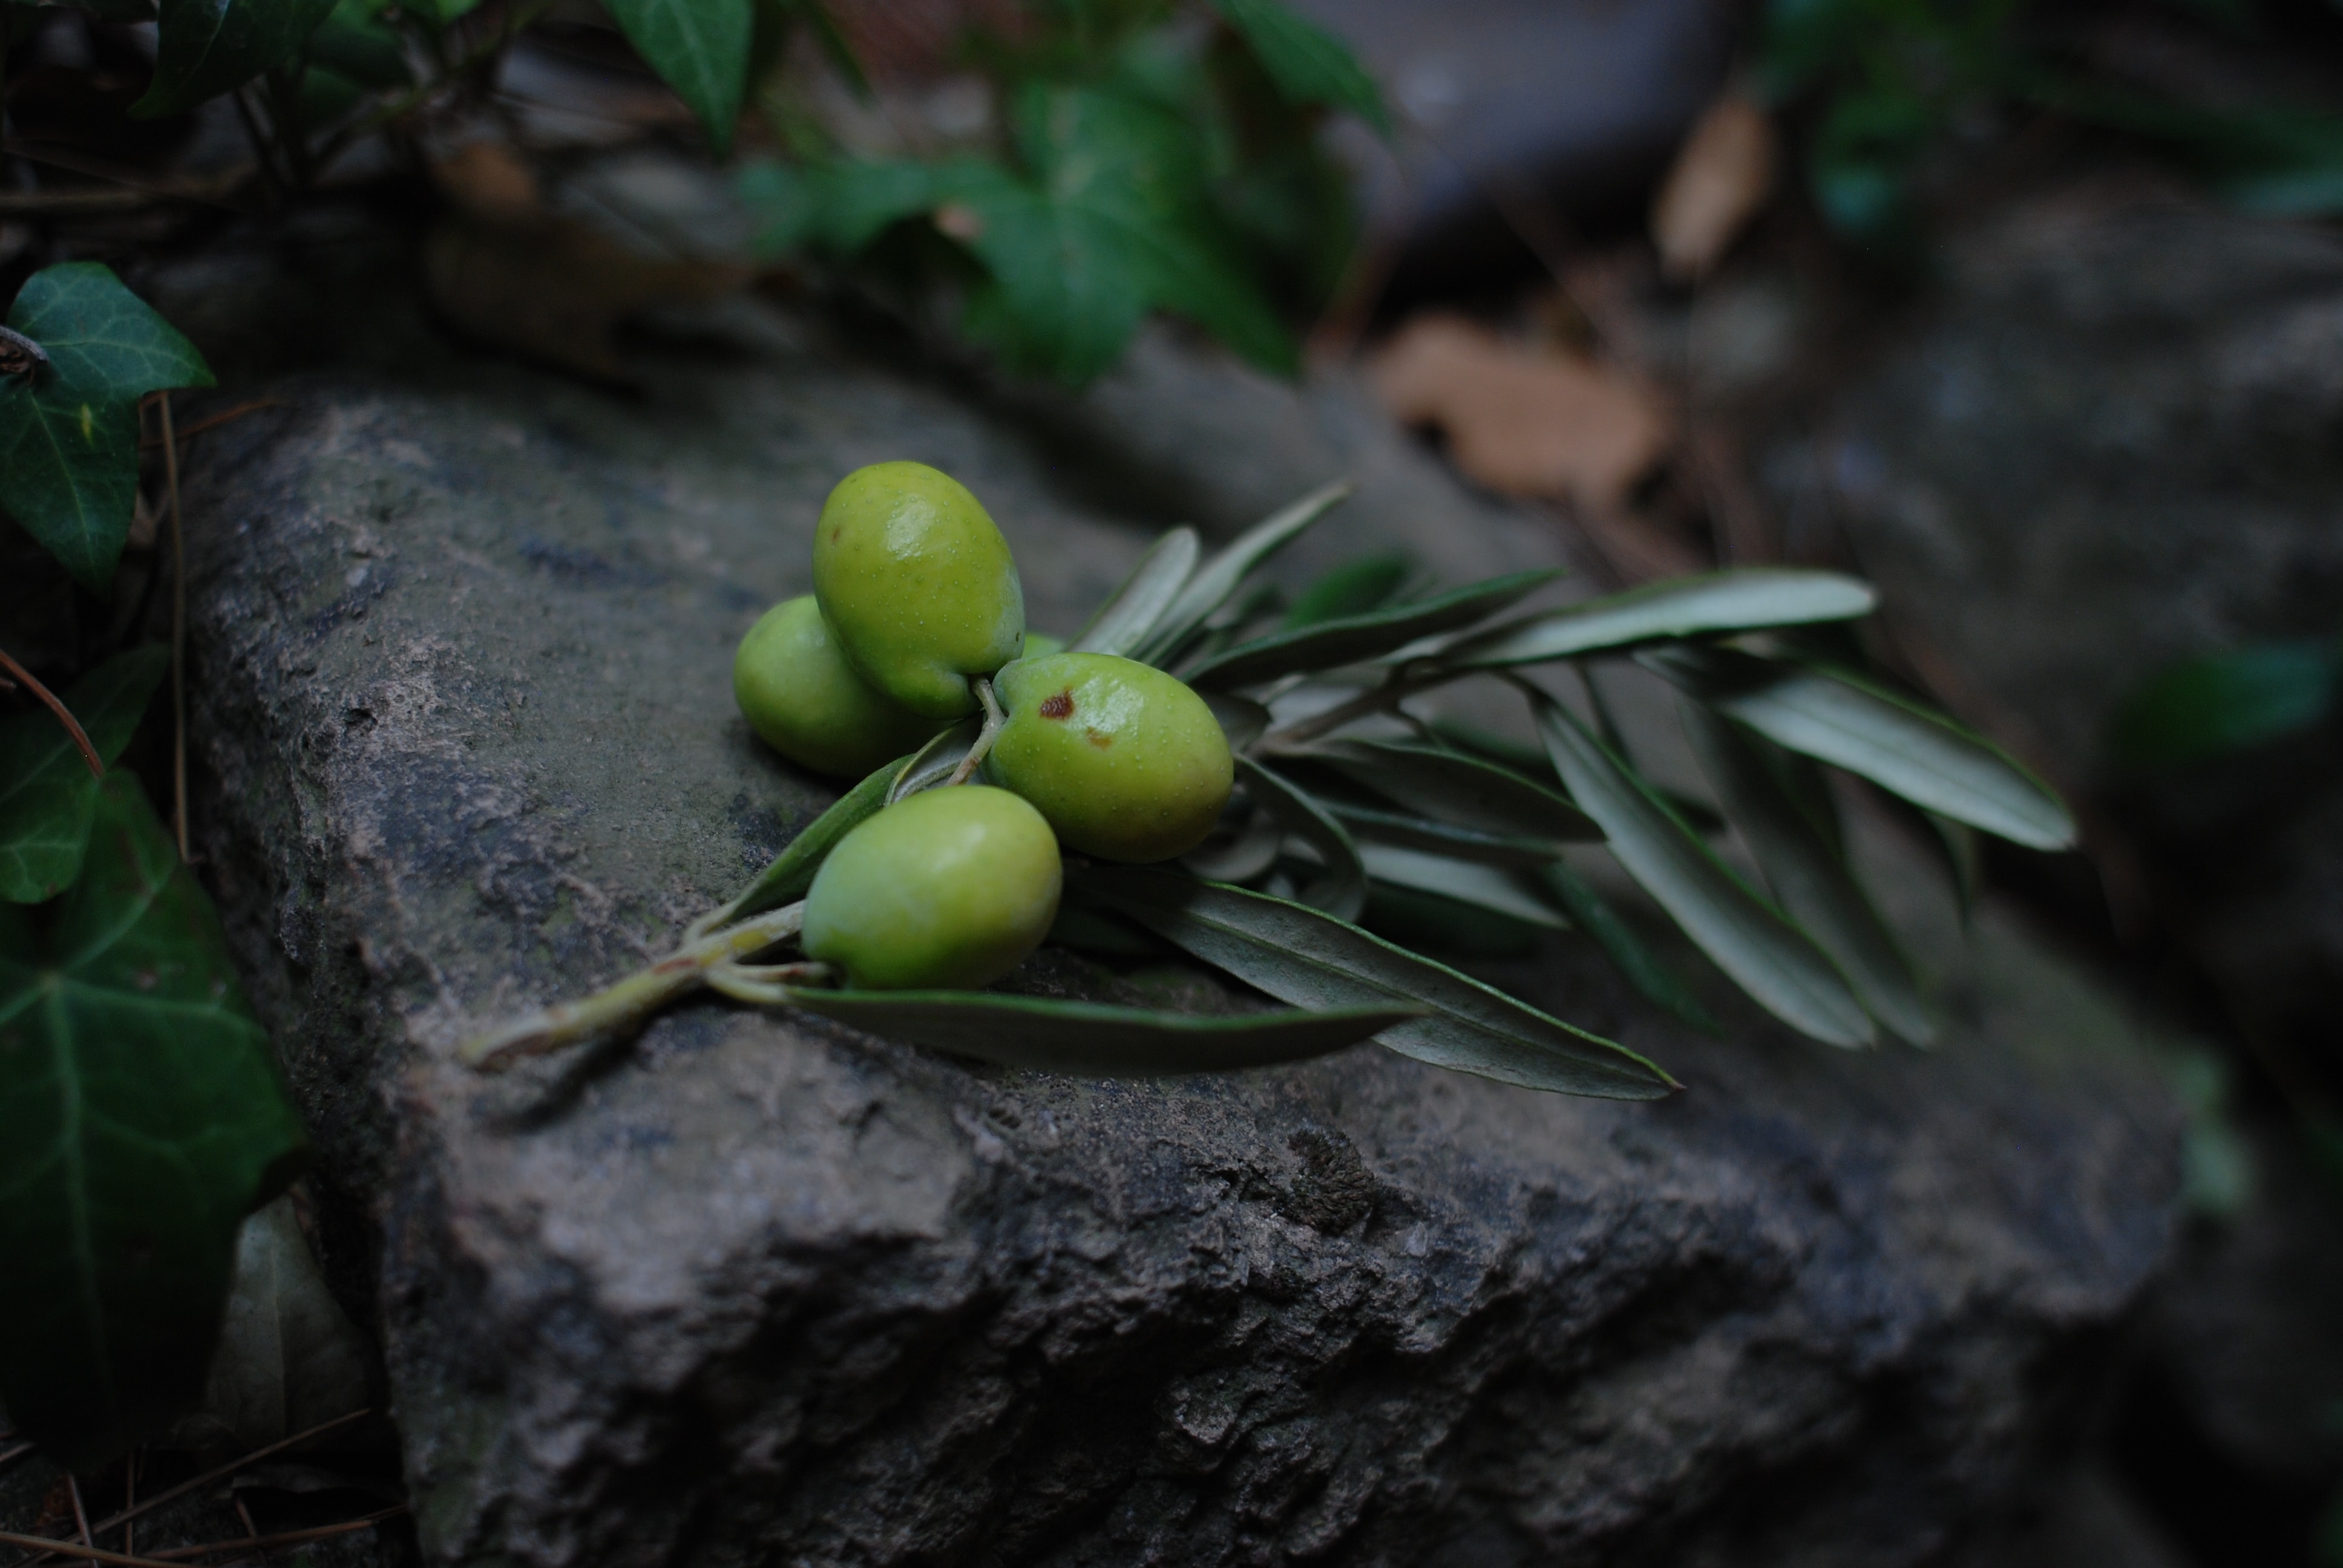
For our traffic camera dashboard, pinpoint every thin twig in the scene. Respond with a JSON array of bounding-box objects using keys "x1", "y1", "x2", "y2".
[
  {"x1": 145, "y1": 1508, "x2": 406, "y2": 1563},
  {"x1": 161, "y1": 393, "x2": 189, "y2": 861},
  {"x1": 0, "y1": 1442, "x2": 32, "y2": 1473},
  {"x1": 16, "y1": 1410, "x2": 376, "y2": 1567},
  {"x1": 0, "y1": 647, "x2": 103, "y2": 779},
  {"x1": 122, "y1": 1452, "x2": 136, "y2": 1560},
  {"x1": 1257, "y1": 669, "x2": 1449, "y2": 753},
  {"x1": 0, "y1": 1532, "x2": 183, "y2": 1568},
  {"x1": 139, "y1": 400, "x2": 282, "y2": 450},
  {"x1": 945, "y1": 678, "x2": 1006, "y2": 786},
  {"x1": 0, "y1": 142, "x2": 256, "y2": 211},
  {"x1": 68, "y1": 1477, "x2": 96, "y2": 1557}
]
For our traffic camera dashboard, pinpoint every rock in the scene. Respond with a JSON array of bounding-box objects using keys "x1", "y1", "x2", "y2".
[
  {"x1": 1292, "y1": 0, "x2": 1743, "y2": 284},
  {"x1": 1790, "y1": 176, "x2": 2343, "y2": 1057},
  {"x1": 170, "y1": 273, "x2": 2178, "y2": 1564}
]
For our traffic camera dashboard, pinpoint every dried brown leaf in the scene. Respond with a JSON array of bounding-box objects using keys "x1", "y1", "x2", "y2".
[
  {"x1": 1368, "y1": 313, "x2": 1674, "y2": 507},
  {"x1": 1650, "y1": 91, "x2": 1777, "y2": 284}
]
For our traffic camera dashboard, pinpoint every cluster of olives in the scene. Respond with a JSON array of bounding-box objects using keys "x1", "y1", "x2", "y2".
[{"x1": 733, "y1": 462, "x2": 1234, "y2": 991}]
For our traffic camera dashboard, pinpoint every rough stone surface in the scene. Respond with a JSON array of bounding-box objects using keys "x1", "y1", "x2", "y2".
[
  {"x1": 1788, "y1": 177, "x2": 2343, "y2": 1053},
  {"x1": 173, "y1": 288, "x2": 2179, "y2": 1566}
]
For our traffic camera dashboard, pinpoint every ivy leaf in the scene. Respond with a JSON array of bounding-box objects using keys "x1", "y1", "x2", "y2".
[
  {"x1": 0, "y1": 772, "x2": 308, "y2": 1469},
  {"x1": 786, "y1": 989, "x2": 1418, "y2": 1074},
  {"x1": 132, "y1": 0, "x2": 338, "y2": 117},
  {"x1": 1440, "y1": 569, "x2": 1878, "y2": 670},
  {"x1": 0, "y1": 645, "x2": 169, "y2": 904},
  {"x1": 2105, "y1": 638, "x2": 2342, "y2": 769},
  {"x1": 1532, "y1": 694, "x2": 1875, "y2": 1048},
  {"x1": 1185, "y1": 567, "x2": 1562, "y2": 688},
  {"x1": 603, "y1": 0, "x2": 755, "y2": 154},
  {"x1": 0, "y1": 264, "x2": 215, "y2": 593},
  {"x1": 1204, "y1": 0, "x2": 1391, "y2": 134},
  {"x1": 1076, "y1": 866, "x2": 1677, "y2": 1099}
]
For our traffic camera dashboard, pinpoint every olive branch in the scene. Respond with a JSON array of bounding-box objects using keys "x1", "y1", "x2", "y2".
[{"x1": 462, "y1": 480, "x2": 2076, "y2": 1095}]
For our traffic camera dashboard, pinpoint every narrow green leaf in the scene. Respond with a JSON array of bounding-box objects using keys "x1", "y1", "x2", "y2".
[
  {"x1": 1535, "y1": 859, "x2": 1719, "y2": 1031},
  {"x1": 724, "y1": 757, "x2": 901, "y2": 923},
  {"x1": 1533, "y1": 695, "x2": 1874, "y2": 1047},
  {"x1": 1236, "y1": 756, "x2": 1365, "y2": 920},
  {"x1": 1300, "y1": 737, "x2": 1603, "y2": 842},
  {"x1": 0, "y1": 265, "x2": 214, "y2": 593},
  {"x1": 1441, "y1": 569, "x2": 1879, "y2": 670},
  {"x1": 1187, "y1": 568, "x2": 1562, "y2": 688},
  {"x1": 1283, "y1": 553, "x2": 1410, "y2": 629},
  {"x1": 0, "y1": 646, "x2": 169, "y2": 903},
  {"x1": 1647, "y1": 647, "x2": 2078, "y2": 851},
  {"x1": 1204, "y1": 0, "x2": 1391, "y2": 134},
  {"x1": 1181, "y1": 799, "x2": 1284, "y2": 883},
  {"x1": 1076, "y1": 866, "x2": 1677, "y2": 1099},
  {"x1": 1682, "y1": 702, "x2": 1936, "y2": 1045},
  {"x1": 786, "y1": 988, "x2": 1417, "y2": 1074},
  {"x1": 1202, "y1": 690, "x2": 1270, "y2": 751},
  {"x1": 603, "y1": 0, "x2": 755, "y2": 153},
  {"x1": 1326, "y1": 800, "x2": 1559, "y2": 866},
  {"x1": 0, "y1": 773, "x2": 308, "y2": 1468},
  {"x1": 1357, "y1": 843, "x2": 1568, "y2": 929},
  {"x1": 890, "y1": 718, "x2": 981, "y2": 803},
  {"x1": 131, "y1": 0, "x2": 336, "y2": 116},
  {"x1": 1069, "y1": 526, "x2": 1201, "y2": 656},
  {"x1": 1136, "y1": 480, "x2": 1352, "y2": 664}
]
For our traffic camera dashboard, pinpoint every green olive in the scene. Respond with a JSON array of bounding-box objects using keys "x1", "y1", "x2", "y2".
[
  {"x1": 801, "y1": 785, "x2": 1062, "y2": 990},
  {"x1": 811, "y1": 462, "x2": 1026, "y2": 719},
  {"x1": 734, "y1": 596, "x2": 943, "y2": 777},
  {"x1": 988, "y1": 652, "x2": 1234, "y2": 863},
  {"x1": 1022, "y1": 632, "x2": 1066, "y2": 660}
]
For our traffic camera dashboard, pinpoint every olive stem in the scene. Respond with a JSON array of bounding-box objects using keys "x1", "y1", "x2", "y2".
[
  {"x1": 703, "y1": 959, "x2": 835, "y2": 1005},
  {"x1": 1256, "y1": 667, "x2": 1453, "y2": 753},
  {"x1": 946, "y1": 676, "x2": 1008, "y2": 786},
  {"x1": 460, "y1": 901, "x2": 807, "y2": 1070}
]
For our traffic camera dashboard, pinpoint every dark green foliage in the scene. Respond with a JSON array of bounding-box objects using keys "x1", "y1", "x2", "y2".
[
  {"x1": 0, "y1": 265, "x2": 215, "y2": 595},
  {"x1": 0, "y1": 773, "x2": 307, "y2": 1468},
  {"x1": 132, "y1": 0, "x2": 336, "y2": 116},
  {"x1": 2106, "y1": 638, "x2": 2341, "y2": 769},
  {"x1": 740, "y1": 0, "x2": 1383, "y2": 383},
  {"x1": 0, "y1": 646, "x2": 169, "y2": 904},
  {"x1": 603, "y1": 0, "x2": 756, "y2": 154},
  {"x1": 1282, "y1": 553, "x2": 1411, "y2": 629}
]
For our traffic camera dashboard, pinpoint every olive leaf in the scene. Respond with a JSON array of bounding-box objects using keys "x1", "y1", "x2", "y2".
[
  {"x1": 1681, "y1": 701, "x2": 1936, "y2": 1045},
  {"x1": 1644, "y1": 645, "x2": 2077, "y2": 850},
  {"x1": 1283, "y1": 553, "x2": 1411, "y2": 629},
  {"x1": 1202, "y1": 690, "x2": 1270, "y2": 751},
  {"x1": 1325, "y1": 800, "x2": 1559, "y2": 866},
  {"x1": 1136, "y1": 480, "x2": 1352, "y2": 665},
  {"x1": 1440, "y1": 569, "x2": 1878, "y2": 670},
  {"x1": 0, "y1": 772, "x2": 309, "y2": 1469},
  {"x1": 890, "y1": 719, "x2": 981, "y2": 803},
  {"x1": 602, "y1": 0, "x2": 756, "y2": 154},
  {"x1": 1075, "y1": 866, "x2": 1678, "y2": 1099},
  {"x1": 1356, "y1": 842, "x2": 1568, "y2": 929},
  {"x1": 0, "y1": 645, "x2": 169, "y2": 904},
  {"x1": 786, "y1": 989, "x2": 1418, "y2": 1074},
  {"x1": 1181, "y1": 799, "x2": 1285, "y2": 883},
  {"x1": 718, "y1": 757, "x2": 902, "y2": 926},
  {"x1": 1069, "y1": 526, "x2": 1201, "y2": 656},
  {"x1": 1236, "y1": 756, "x2": 1365, "y2": 920},
  {"x1": 1185, "y1": 568, "x2": 1562, "y2": 689},
  {"x1": 1535, "y1": 858, "x2": 1720, "y2": 1031},
  {"x1": 1532, "y1": 694, "x2": 1875, "y2": 1048},
  {"x1": 0, "y1": 264, "x2": 215, "y2": 594},
  {"x1": 131, "y1": 0, "x2": 336, "y2": 117},
  {"x1": 1299, "y1": 737, "x2": 1603, "y2": 842}
]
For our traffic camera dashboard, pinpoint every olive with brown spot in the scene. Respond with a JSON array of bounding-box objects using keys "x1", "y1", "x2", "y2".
[{"x1": 986, "y1": 652, "x2": 1233, "y2": 863}]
